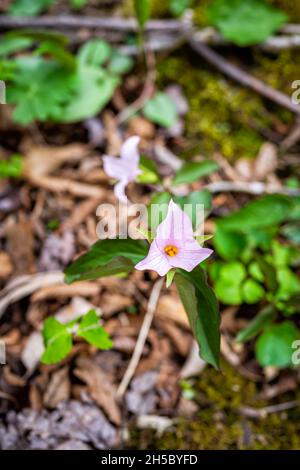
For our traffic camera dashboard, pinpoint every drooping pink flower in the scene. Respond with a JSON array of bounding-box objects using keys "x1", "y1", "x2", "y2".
[
  {"x1": 135, "y1": 200, "x2": 213, "y2": 276},
  {"x1": 103, "y1": 136, "x2": 142, "y2": 204}
]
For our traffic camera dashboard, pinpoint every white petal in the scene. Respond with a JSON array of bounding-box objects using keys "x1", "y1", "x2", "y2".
[
  {"x1": 135, "y1": 240, "x2": 171, "y2": 276},
  {"x1": 156, "y1": 199, "x2": 194, "y2": 243},
  {"x1": 121, "y1": 136, "x2": 141, "y2": 166}
]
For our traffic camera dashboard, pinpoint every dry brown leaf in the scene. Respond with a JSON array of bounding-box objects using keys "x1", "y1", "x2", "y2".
[
  {"x1": 32, "y1": 282, "x2": 100, "y2": 302},
  {"x1": 6, "y1": 216, "x2": 36, "y2": 275},
  {"x1": 157, "y1": 295, "x2": 189, "y2": 329},
  {"x1": 43, "y1": 367, "x2": 71, "y2": 408},
  {"x1": 0, "y1": 251, "x2": 13, "y2": 280},
  {"x1": 254, "y1": 142, "x2": 278, "y2": 181},
  {"x1": 101, "y1": 292, "x2": 132, "y2": 318},
  {"x1": 180, "y1": 340, "x2": 206, "y2": 379},
  {"x1": 21, "y1": 331, "x2": 45, "y2": 371},
  {"x1": 3, "y1": 367, "x2": 26, "y2": 387},
  {"x1": 23, "y1": 143, "x2": 89, "y2": 180},
  {"x1": 74, "y1": 357, "x2": 121, "y2": 425},
  {"x1": 157, "y1": 319, "x2": 192, "y2": 357}
]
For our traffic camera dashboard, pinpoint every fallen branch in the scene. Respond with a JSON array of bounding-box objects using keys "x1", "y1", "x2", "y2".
[
  {"x1": 204, "y1": 181, "x2": 300, "y2": 196},
  {"x1": 240, "y1": 401, "x2": 299, "y2": 419},
  {"x1": 116, "y1": 277, "x2": 164, "y2": 399},
  {"x1": 187, "y1": 31, "x2": 300, "y2": 117},
  {"x1": 0, "y1": 271, "x2": 64, "y2": 319}
]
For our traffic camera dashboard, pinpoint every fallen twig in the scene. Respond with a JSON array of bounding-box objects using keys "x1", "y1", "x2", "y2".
[
  {"x1": 116, "y1": 277, "x2": 164, "y2": 399},
  {"x1": 0, "y1": 271, "x2": 64, "y2": 318},
  {"x1": 240, "y1": 401, "x2": 299, "y2": 419},
  {"x1": 204, "y1": 181, "x2": 300, "y2": 196},
  {"x1": 186, "y1": 30, "x2": 300, "y2": 117}
]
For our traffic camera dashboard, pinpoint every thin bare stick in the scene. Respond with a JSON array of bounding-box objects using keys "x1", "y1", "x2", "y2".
[
  {"x1": 204, "y1": 181, "x2": 300, "y2": 196},
  {"x1": 116, "y1": 278, "x2": 164, "y2": 399},
  {"x1": 240, "y1": 401, "x2": 299, "y2": 419},
  {"x1": 187, "y1": 31, "x2": 300, "y2": 116},
  {"x1": 0, "y1": 15, "x2": 182, "y2": 32}
]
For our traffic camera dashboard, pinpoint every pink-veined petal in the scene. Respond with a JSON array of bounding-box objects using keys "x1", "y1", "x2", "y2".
[
  {"x1": 135, "y1": 240, "x2": 171, "y2": 276},
  {"x1": 169, "y1": 239, "x2": 213, "y2": 272},
  {"x1": 156, "y1": 199, "x2": 194, "y2": 243},
  {"x1": 121, "y1": 136, "x2": 140, "y2": 166}
]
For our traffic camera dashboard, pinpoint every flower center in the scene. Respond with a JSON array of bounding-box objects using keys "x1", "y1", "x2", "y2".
[{"x1": 164, "y1": 244, "x2": 179, "y2": 257}]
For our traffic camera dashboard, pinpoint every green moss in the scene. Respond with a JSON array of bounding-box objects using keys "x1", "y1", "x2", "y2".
[
  {"x1": 268, "y1": 0, "x2": 300, "y2": 22},
  {"x1": 128, "y1": 361, "x2": 300, "y2": 450},
  {"x1": 157, "y1": 56, "x2": 269, "y2": 159}
]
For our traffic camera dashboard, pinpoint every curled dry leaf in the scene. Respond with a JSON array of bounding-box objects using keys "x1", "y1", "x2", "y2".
[
  {"x1": 0, "y1": 251, "x2": 13, "y2": 281},
  {"x1": 74, "y1": 357, "x2": 121, "y2": 426},
  {"x1": 43, "y1": 367, "x2": 71, "y2": 409},
  {"x1": 254, "y1": 142, "x2": 278, "y2": 181}
]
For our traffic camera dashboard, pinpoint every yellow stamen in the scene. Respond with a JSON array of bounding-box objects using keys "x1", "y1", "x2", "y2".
[{"x1": 164, "y1": 245, "x2": 179, "y2": 257}]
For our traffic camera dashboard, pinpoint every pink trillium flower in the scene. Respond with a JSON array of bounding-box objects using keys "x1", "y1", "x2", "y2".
[
  {"x1": 103, "y1": 136, "x2": 142, "y2": 204},
  {"x1": 135, "y1": 200, "x2": 213, "y2": 276}
]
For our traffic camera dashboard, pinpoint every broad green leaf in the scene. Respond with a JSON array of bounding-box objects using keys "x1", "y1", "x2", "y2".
[
  {"x1": 0, "y1": 155, "x2": 23, "y2": 179},
  {"x1": 169, "y1": 0, "x2": 191, "y2": 17},
  {"x1": 137, "y1": 155, "x2": 160, "y2": 184},
  {"x1": 78, "y1": 40, "x2": 112, "y2": 67},
  {"x1": 0, "y1": 36, "x2": 33, "y2": 56},
  {"x1": 248, "y1": 261, "x2": 264, "y2": 282},
  {"x1": 256, "y1": 253, "x2": 278, "y2": 293},
  {"x1": 242, "y1": 278, "x2": 265, "y2": 304},
  {"x1": 41, "y1": 317, "x2": 72, "y2": 365},
  {"x1": 175, "y1": 266, "x2": 220, "y2": 369},
  {"x1": 70, "y1": 0, "x2": 87, "y2": 9},
  {"x1": 256, "y1": 321, "x2": 299, "y2": 368},
  {"x1": 276, "y1": 267, "x2": 300, "y2": 301},
  {"x1": 214, "y1": 261, "x2": 246, "y2": 305},
  {"x1": 134, "y1": 0, "x2": 151, "y2": 29},
  {"x1": 77, "y1": 310, "x2": 112, "y2": 349},
  {"x1": 7, "y1": 57, "x2": 76, "y2": 125},
  {"x1": 218, "y1": 195, "x2": 292, "y2": 233},
  {"x1": 271, "y1": 240, "x2": 294, "y2": 268},
  {"x1": 173, "y1": 160, "x2": 219, "y2": 185},
  {"x1": 214, "y1": 226, "x2": 247, "y2": 260},
  {"x1": 143, "y1": 92, "x2": 178, "y2": 128},
  {"x1": 9, "y1": 0, "x2": 54, "y2": 16},
  {"x1": 287, "y1": 196, "x2": 300, "y2": 221},
  {"x1": 61, "y1": 66, "x2": 119, "y2": 122},
  {"x1": 64, "y1": 238, "x2": 148, "y2": 283},
  {"x1": 36, "y1": 41, "x2": 76, "y2": 71},
  {"x1": 207, "y1": 0, "x2": 287, "y2": 46},
  {"x1": 219, "y1": 261, "x2": 247, "y2": 284},
  {"x1": 108, "y1": 51, "x2": 134, "y2": 75},
  {"x1": 236, "y1": 306, "x2": 276, "y2": 343}
]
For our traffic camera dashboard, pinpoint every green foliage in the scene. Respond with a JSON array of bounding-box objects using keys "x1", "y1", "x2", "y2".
[
  {"x1": 169, "y1": 0, "x2": 192, "y2": 17},
  {"x1": 236, "y1": 306, "x2": 276, "y2": 343},
  {"x1": 0, "y1": 155, "x2": 23, "y2": 179},
  {"x1": 207, "y1": 0, "x2": 288, "y2": 46},
  {"x1": 172, "y1": 160, "x2": 219, "y2": 185},
  {"x1": 7, "y1": 57, "x2": 76, "y2": 125},
  {"x1": 137, "y1": 155, "x2": 161, "y2": 184},
  {"x1": 214, "y1": 227, "x2": 247, "y2": 260},
  {"x1": 4, "y1": 36, "x2": 131, "y2": 125},
  {"x1": 143, "y1": 92, "x2": 178, "y2": 128},
  {"x1": 218, "y1": 195, "x2": 292, "y2": 233},
  {"x1": 41, "y1": 317, "x2": 73, "y2": 365},
  {"x1": 9, "y1": 0, "x2": 54, "y2": 16},
  {"x1": 134, "y1": 0, "x2": 151, "y2": 29},
  {"x1": 175, "y1": 267, "x2": 220, "y2": 369},
  {"x1": 70, "y1": 0, "x2": 87, "y2": 9},
  {"x1": 255, "y1": 321, "x2": 299, "y2": 368},
  {"x1": 77, "y1": 310, "x2": 112, "y2": 349},
  {"x1": 64, "y1": 238, "x2": 148, "y2": 283},
  {"x1": 41, "y1": 310, "x2": 112, "y2": 365}
]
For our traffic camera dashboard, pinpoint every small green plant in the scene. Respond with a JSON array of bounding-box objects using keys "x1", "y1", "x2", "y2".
[
  {"x1": 210, "y1": 194, "x2": 300, "y2": 368},
  {"x1": 1, "y1": 33, "x2": 133, "y2": 125},
  {"x1": 0, "y1": 154, "x2": 23, "y2": 179},
  {"x1": 41, "y1": 309, "x2": 112, "y2": 365},
  {"x1": 207, "y1": 0, "x2": 288, "y2": 46}
]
